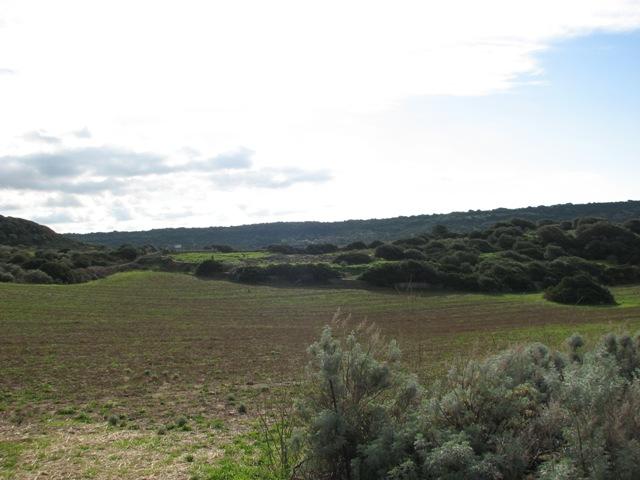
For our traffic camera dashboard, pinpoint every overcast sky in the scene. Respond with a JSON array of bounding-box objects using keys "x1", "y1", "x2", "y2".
[{"x1": 1, "y1": 1, "x2": 639, "y2": 233}]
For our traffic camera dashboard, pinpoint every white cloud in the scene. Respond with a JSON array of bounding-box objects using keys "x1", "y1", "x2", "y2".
[{"x1": 0, "y1": 1, "x2": 638, "y2": 231}]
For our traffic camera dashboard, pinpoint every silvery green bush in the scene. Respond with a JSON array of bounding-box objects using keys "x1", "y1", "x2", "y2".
[{"x1": 294, "y1": 327, "x2": 640, "y2": 480}]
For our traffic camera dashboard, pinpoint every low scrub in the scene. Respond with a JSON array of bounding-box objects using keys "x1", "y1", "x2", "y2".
[
  {"x1": 545, "y1": 274, "x2": 616, "y2": 306},
  {"x1": 360, "y1": 260, "x2": 441, "y2": 287},
  {"x1": 232, "y1": 263, "x2": 341, "y2": 285},
  {"x1": 333, "y1": 252, "x2": 372, "y2": 265},
  {"x1": 195, "y1": 259, "x2": 226, "y2": 277},
  {"x1": 290, "y1": 324, "x2": 640, "y2": 479}
]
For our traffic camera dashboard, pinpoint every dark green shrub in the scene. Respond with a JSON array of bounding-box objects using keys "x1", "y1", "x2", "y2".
[
  {"x1": 573, "y1": 216, "x2": 606, "y2": 229},
  {"x1": 71, "y1": 253, "x2": 92, "y2": 268},
  {"x1": 39, "y1": 261, "x2": 74, "y2": 283},
  {"x1": 0, "y1": 271, "x2": 14, "y2": 282},
  {"x1": 432, "y1": 224, "x2": 454, "y2": 238},
  {"x1": 623, "y1": 218, "x2": 640, "y2": 234},
  {"x1": 360, "y1": 260, "x2": 441, "y2": 287},
  {"x1": 342, "y1": 241, "x2": 367, "y2": 251},
  {"x1": 265, "y1": 263, "x2": 341, "y2": 284},
  {"x1": 576, "y1": 221, "x2": 640, "y2": 263},
  {"x1": 232, "y1": 263, "x2": 341, "y2": 284},
  {"x1": 440, "y1": 271, "x2": 479, "y2": 291},
  {"x1": 477, "y1": 274, "x2": 502, "y2": 292},
  {"x1": 20, "y1": 269, "x2": 53, "y2": 284},
  {"x1": 374, "y1": 244, "x2": 405, "y2": 260},
  {"x1": 266, "y1": 244, "x2": 301, "y2": 254},
  {"x1": 368, "y1": 240, "x2": 384, "y2": 249},
  {"x1": 195, "y1": 259, "x2": 225, "y2": 277},
  {"x1": 231, "y1": 265, "x2": 270, "y2": 283},
  {"x1": 22, "y1": 257, "x2": 46, "y2": 270},
  {"x1": 509, "y1": 218, "x2": 537, "y2": 230},
  {"x1": 394, "y1": 236, "x2": 428, "y2": 247},
  {"x1": 467, "y1": 238, "x2": 494, "y2": 253},
  {"x1": 537, "y1": 225, "x2": 573, "y2": 248},
  {"x1": 604, "y1": 265, "x2": 640, "y2": 285},
  {"x1": 497, "y1": 233, "x2": 516, "y2": 249},
  {"x1": 402, "y1": 249, "x2": 426, "y2": 260},
  {"x1": 548, "y1": 256, "x2": 605, "y2": 282},
  {"x1": 544, "y1": 244, "x2": 567, "y2": 260},
  {"x1": 513, "y1": 239, "x2": 544, "y2": 259},
  {"x1": 333, "y1": 252, "x2": 372, "y2": 265},
  {"x1": 115, "y1": 244, "x2": 139, "y2": 261},
  {"x1": 544, "y1": 274, "x2": 616, "y2": 305},
  {"x1": 9, "y1": 253, "x2": 29, "y2": 265},
  {"x1": 560, "y1": 220, "x2": 573, "y2": 230},
  {"x1": 477, "y1": 258, "x2": 535, "y2": 292},
  {"x1": 305, "y1": 243, "x2": 339, "y2": 254}
]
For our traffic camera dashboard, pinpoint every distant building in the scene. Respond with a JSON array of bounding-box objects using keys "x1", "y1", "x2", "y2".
[{"x1": 174, "y1": 244, "x2": 183, "y2": 250}]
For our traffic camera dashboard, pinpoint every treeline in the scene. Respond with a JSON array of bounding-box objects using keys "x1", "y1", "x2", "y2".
[{"x1": 65, "y1": 200, "x2": 640, "y2": 249}]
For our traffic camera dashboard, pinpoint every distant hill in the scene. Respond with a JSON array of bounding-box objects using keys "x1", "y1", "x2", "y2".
[
  {"x1": 65, "y1": 200, "x2": 640, "y2": 250},
  {"x1": 0, "y1": 215, "x2": 79, "y2": 248}
]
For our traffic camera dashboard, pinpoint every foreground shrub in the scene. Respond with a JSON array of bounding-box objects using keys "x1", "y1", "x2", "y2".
[
  {"x1": 294, "y1": 325, "x2": 640, "y2": 479},
  {"x1": 545, "y1": 274, "x2": 616, "y2": 306},
  {"x1": 297, "y1": 322, "x2": 421, "y2": 479},
  {"x1": 195, "y1": 259, "x2": 225, "y2": 277}
]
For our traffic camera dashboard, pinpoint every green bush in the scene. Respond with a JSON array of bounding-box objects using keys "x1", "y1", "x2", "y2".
[
  {"x1": 115, "y1": 244, "x2": 139, "y2": 261},
  {"x1": 195, "y1": 259, "x2": 226, "y2": 277},
  {"x1": 476, "y1": 258, "x2": 535, "y2": 292},
  {"x1": 231, "y1": 265, "x2": 270, "y2": 283},
  {"x1": 20, "y1": 269, "x2": 53, "y2": 284},
  {"x1": 342, "y1": 241, "x2": 367, "y2": 251},
  {"x1": 544, "y1": 274, "x2": 616, "y2": 305},
  {"x1": 374, "y1": 244, "x2": 405, "y2": 260},
  {"x1": 39, "y1": 261, "x2": 75, "y2": 283},
  {"x1": 360, "y1": 260, "x2": 441, "y2": 287},
  {"x1": 333, "y1": 252, "x2": 372, "y2": 265},
  {"x1": 403, "y1": 248, "x2": 427, "y2": 260},
  {"x1": 266, "y1": 244, "x2": 302, "y2": 254},
  {"x1": 0, "y1": 271, "x2": 14, "y2": 282},
  {"x1": 232, "y1": 263, "x2": 341, "y2": 285},
  {"x1": 305, "y1": 243, "x2": 339, "y2": 254},
  {"x1": 294, "y1": 326, "x2": 640, "y2": 479}
]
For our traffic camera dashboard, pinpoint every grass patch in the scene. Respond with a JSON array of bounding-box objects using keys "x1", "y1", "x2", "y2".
[{"x1": 171, "y1": 251, "x2": 269, "y2": 264}]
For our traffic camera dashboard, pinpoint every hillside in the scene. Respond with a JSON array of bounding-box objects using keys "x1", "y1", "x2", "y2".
[
  {"x1": 0, "y1": 214, "x2": 79, "y2": 248},
  {"x1": 66, "y1": 200, "x2": 640, "y2": 249}
]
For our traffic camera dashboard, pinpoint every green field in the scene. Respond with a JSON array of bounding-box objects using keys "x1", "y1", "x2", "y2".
[
  {"x1": 170, "y1": 251, "x2": 270, "y2": 264},
  {"x1": 2, "y1": 271, "x2": 640, "y2": 479}
]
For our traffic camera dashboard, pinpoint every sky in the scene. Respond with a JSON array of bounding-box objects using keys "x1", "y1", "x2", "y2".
[{"x1": 0, "y1": 0, "x2": 639, "y2": 233}]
